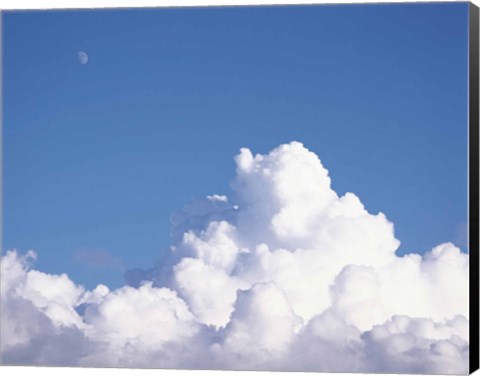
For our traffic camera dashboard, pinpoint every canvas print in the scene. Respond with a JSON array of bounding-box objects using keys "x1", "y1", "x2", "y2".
[{"x1": 1, "y1": 1, "x2": 478, "y2": 374}]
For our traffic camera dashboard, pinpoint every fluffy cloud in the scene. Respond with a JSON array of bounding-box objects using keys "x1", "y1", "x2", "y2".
[{"x1": 0, "y1": 142, "x2": 469, "y2": 373}]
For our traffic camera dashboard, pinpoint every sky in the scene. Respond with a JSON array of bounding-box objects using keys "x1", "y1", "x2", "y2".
[
  {"x1": 2, "y1": 2, "x2": 469, "y2": 290},
  {"x1": 0, "y1": 3, "x2": 472, "y2": 372}
]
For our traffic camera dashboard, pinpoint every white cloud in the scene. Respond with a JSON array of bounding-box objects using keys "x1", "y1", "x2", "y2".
[
  {"x1": 83, "y1": 283, "x2": 198, "y2": 348},
  {"x1": 173, "y1": 257, "x2": 245, "y2": 328},
  {"x1": 1, "y1": 250, "x2": 85, "y2": 342},
  {"x1": 361, "y1": 315, "x2": 469, "y2": 374},
  {"x1": 0, "y1": 142, "x2": 469, "y2": 373},
  {"x1": 220, "y1": 282, "x2": 302, "y2": 356}
]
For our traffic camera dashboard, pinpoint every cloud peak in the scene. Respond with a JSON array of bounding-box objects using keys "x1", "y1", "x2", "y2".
[{"x1": 1, "y1": 142, "x2": 469, "y2": 373}]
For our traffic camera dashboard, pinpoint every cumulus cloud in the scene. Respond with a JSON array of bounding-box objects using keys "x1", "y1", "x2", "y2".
[{"x1": 0, "y1": 142, "x2": 469, "y2": 373}]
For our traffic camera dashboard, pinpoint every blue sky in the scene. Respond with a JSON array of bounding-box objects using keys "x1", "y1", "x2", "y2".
[{"x1": 2, "y1": 2, "x2": 469, "y2": 289}]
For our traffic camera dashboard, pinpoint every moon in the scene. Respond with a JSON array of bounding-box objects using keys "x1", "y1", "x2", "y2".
[{"x1": 77, "y1": 51, "x2": 88, "y2": 65}]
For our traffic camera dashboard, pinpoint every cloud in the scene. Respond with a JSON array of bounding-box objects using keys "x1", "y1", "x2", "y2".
[
  {"x1": 0, "y1": 142, "x2": 469, "y2": 373},
  {"x1": 361, "y1": 315, "x2": 468, "y2": 374},
  {"x1": 73, "y1": 248, "x2": 124, "y2": 270},
  {"x1": 83, "y1": 283, "x2": 198, "y2": 347},
  {"x1": 217, "y1": 282, "x2": 303, "y2": 365}
]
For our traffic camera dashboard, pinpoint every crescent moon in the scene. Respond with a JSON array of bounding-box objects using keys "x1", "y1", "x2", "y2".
[{"x1": 78, "y1": 51, "x2": 88, "y2": 65}]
